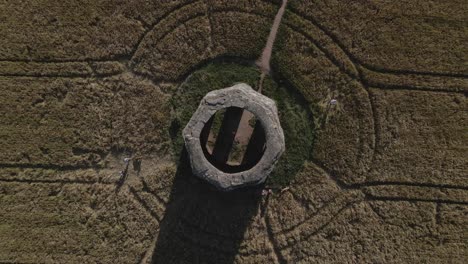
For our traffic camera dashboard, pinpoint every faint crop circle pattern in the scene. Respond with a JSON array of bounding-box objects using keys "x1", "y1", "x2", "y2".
[{"x1": 130, "y1": 1, "x2": 377, "y2": 262}]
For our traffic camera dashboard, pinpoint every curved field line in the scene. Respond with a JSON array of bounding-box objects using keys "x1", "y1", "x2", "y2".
[
  {"x1": 366, "y1": 195, "x2": 468, "y2": 206},
  {"x1": 1, "y1": 3, "x2": 464, "y2": 203},
  {"x1": 140, "y1": 179, "x2": 171, "y2": 206},
  {"x1": 172, "y1": 8, "x2": 378, "y2": 168},
  {"x1": 353, "y1": 181, "x2": 468, "y2": 191},
  {"x1": 365, "y1": 81, "x2": 468, "y2": 94},
  {"x1": 128, "y1": 186, "x2": 163, "y2": 222},
  {"x1": 270, "y1": 191, "x2": 363, "y2": 249},
  {"x1": 0, "y1": 0, "x2": 465, "y2": 82},
  {"x1": 264, "y1": 196, "x2": 288, "y2": 264},
  {"x1": 270, "y1": 191, "x2": 362, "y2": 235},
  {"x1": 0, "y1": 61, "x2": 126, "y2": 78},
  {"x1": 0, "y1": 162, "x2": 101, "y2": 171},
  {"x1": 284, "y1": 5, "x2": 468, "y2": 79},
  {"x1": 5, "y1": 7, "x2": 461, "y2": 197},
  {"x1": 141, "y1": 8, "x2": 377, "y2": 170},
  {"x1": 312, "y1": 157, "x2": 468, "y2": 192},
  {"x1": 0, "y1": 178, "x2": 114, "y2": 185},
  {"x1": 129, "y1": 1, "x2": 205, "y2": 63},
  {"x1": 0, "y1": 71, "x2": 124, "y2": 78},
  {"x1": 279, "y1": 191, "x2": 342, "y2": 234},
  {"x1": 0, "y1": 0, "x2": 201, "y2": 64},
  {"x1": 3, "y1": 1, "x2": 465, "y2": 87},
  {"x1": 0, "y1": 57, "x2": 126, "y2": 63},
  {"x1": 209, "y1": 8, "x2": 359, "y2": 81}
]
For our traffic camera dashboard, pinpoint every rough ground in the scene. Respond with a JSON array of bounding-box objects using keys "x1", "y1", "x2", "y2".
[{"x1": 0, "y1": 0, "x2": 467, "y2": 263}]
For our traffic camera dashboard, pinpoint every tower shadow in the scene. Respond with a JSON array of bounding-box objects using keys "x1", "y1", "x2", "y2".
[{"x1": 151, "y1": 149, "x2": 262, "y2": 264}]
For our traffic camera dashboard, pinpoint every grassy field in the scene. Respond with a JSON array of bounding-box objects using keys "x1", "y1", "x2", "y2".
[{"x1": 0, "y1": 0, "x2": 466, "y2": 263}]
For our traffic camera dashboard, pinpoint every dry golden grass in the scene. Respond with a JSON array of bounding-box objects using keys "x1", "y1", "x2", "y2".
[{"x1": 0, "y1": 0, "x2": 466, "y2": 263}]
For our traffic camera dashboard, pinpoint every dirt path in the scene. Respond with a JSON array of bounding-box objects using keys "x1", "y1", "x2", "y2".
[
  {"x1": 256, "y1": 0, "x2": 288, "y2": 77},
  {"x1": 225, "y1": 0, "x2": 288, "y2": 164},
  {"x1": 206, "y1": 0, "x2": 289, "y2": 165}
]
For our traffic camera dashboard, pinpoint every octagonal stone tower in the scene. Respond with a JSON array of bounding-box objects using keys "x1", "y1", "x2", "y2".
[{"x1": 183, "y1": 83, "x2": 285, "y2": 191}]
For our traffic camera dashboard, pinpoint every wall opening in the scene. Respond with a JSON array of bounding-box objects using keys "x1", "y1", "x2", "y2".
[{"x1": 200, "y1": 107, "x2": 266, "y2": 173}]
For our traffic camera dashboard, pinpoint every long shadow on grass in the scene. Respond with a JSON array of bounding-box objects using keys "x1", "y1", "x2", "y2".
[{"x1": 151, "y1": 149, "x2": 262, "y2": 264}]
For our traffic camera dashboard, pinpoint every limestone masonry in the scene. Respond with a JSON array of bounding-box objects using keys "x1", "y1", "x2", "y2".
[{"x1": 183, "y1": 83, "x2": 285, "y2": 191}]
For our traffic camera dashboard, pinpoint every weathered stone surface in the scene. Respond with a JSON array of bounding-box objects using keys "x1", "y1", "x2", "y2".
[{"x1": 183, "y1": 83, "x2": 285, "y2": 191}]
